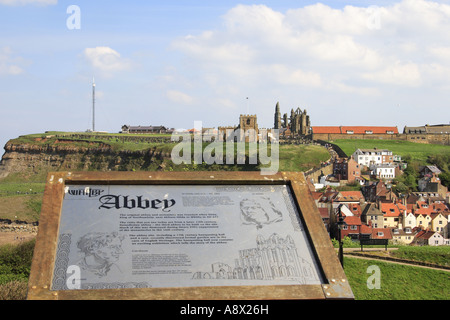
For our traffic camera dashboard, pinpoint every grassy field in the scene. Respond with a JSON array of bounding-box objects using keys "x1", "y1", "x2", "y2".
[
  {"x1": 391, "y1": 246, "x2": 450, "y2": 266},
  {"x1": 0, "y1": 182, "x2": 45, "y2": 197},
  {"x1": 8, "y1": 131, "x2": 174, "y2": 153},
  {"x1": 332, "y1": 139, "x2": 450, "y2": 163},
  {"x1": 344, "y1": 256, "x2": 449, "y2": 300}
]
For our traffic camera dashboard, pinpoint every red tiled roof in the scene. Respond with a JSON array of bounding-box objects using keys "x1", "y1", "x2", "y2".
[
  {"x1": 415, "y1": 207, "x2": 433, "y2": 216},
  {"x1": 344, "y1": 216, "x2": 362, "y2": 225},
  {"x1": 372, "y1": 228, "x2": 392, "y2": 239},
  {"x1": 312, "y1": 126, "x2": 399, "y2": 134},
  {"x1": 380, "y1": 203, "x2": 402, "y2": 217},
  {"x1": 397, "y1": 203, "x2": 407, "y2": 212},
  {"x1": 342, "y1": 126, "x2": 398, "y2": 134},
  {"x1": 336, "y1": 191, "x2": 364, "y2": 202},
  {"x1": 415, "y1": 230, "x2": 439, "y2": 240},
  {"x1": 318, "y1": 208, "x2": 329, "y2": 219},
  {"x1": 360, "y1": 224, "x2": 372, "y2": 234},
  {"x1": 347, "y1": 203, "x2": 362, "y2": 216},
  {"x1": 312, "y1": 126, "x2": 342, "y2": 134},
  {"x1": 414, "y1": 202, "x2": 449, "y2": 215},
  {"x1": 310, "y1": 191, "x2": 323, "y2": 201}
]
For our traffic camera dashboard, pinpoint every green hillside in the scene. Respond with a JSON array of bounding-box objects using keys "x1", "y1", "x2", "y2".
[
  {"x1": 0, "y1": 132, "x2": 331, "y2": 222},
  {"x1": 333, "y1": 139, "x2": 450, "y2": 163}
]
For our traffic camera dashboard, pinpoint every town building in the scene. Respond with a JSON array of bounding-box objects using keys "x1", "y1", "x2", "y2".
[
  {"x1": 403, "y1": 124, "x2": 450, "y2": 145},
  {"x1": 362, "y1": 181, "x2": 391, "y2": 203},
  {"x1": 391, "y1": 227, "x2": 416, "y2": 245},
  {"x1": 332, "y1": 157, "x2": 361, "y2": 183},
  {"x1": 380, "y1": 202, "x2": 406, "y2": 228},
  {"x1": 352, "y1": 148, "x2": 394, "y2": 167},
  {"x1": 361, "y1": 203, "x2": 384, "y2": 229},
  {"x1": 413, "y1": 230, "x2": 449, "y2": 246},
  {"x1": 121, "y1": 125, "x2": 173, "y2": 134},
  {"x1": 312, "y1": 126, "x2": 399, "y2": 141},
  {"x1": 369, "y1": 163, "x2": 397, "y2": 180}
]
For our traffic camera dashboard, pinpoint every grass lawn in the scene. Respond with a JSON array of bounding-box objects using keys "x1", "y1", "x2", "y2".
[
  {"x1": 391, "y1": 246, "x2": 450, "y2": 267},
  {"x1": 344, "y1": 256, "x2": 450, "y2": 300},
  {"x1": 332, "y1": 139, "x2": 450, "y2": 163}
]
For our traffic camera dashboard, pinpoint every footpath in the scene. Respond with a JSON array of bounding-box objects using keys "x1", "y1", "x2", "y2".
[{"x1": 343, "y1": 248, "x2": 450, "y2": 272}]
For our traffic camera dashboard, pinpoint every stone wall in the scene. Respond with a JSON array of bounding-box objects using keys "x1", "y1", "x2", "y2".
[{"x1": 0, "y1": 222, "x2": 38, "y2": 234}]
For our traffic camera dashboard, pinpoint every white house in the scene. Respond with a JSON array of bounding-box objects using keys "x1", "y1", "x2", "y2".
[
  {"x1": 414, "y1": 230, "x2": 448, "y2": 246},
  {"x1": 369, "y1": 163, "x2": 396, "y2": 179},
  {"x1": 403, "y1": 212, "x2": 417, "y2": 229},
  {"x1": 352, "y1": 148, "x2": 393, "y2": 167}
]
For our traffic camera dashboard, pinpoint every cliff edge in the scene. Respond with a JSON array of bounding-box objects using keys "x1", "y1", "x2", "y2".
[{"x1": 0, "y1": 133, "x2": 173, "y2": 180}]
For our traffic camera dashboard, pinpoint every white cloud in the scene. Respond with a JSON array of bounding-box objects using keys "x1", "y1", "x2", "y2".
[
  {"x1": 0, "y1": 0, "x2": 57, "y2": 5},
  {"x1": 170, "y1": 1, "x2": 450, "y2": 96},
  {"x1": 83, "y1": 47, "x2": 132, "y2": 77},
  {"x1": 166, "y1": 90, "x2": 194, "y2": 105},
  {"x1": 363, "y1": 61, "x2": 422, "y2": 87},
  {"x1": 0, "y1": 46, "x2": 25, "y2": 75},
  {"x1": 269, "y1": 64, "x2": 322, "y2": 87}
]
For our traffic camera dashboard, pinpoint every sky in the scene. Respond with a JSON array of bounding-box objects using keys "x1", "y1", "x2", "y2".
[{"x1": 1, "y1": 0, "x2": 450, "y2": 154}]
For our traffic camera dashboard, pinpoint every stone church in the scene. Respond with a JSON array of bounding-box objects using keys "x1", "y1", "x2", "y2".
[
  {"x1": 274, "y1": 101, "x2": 311, "y2": 136},
  {"x1": 216, "y1": 102, "x2": 311, "y2": 143},
  {"x1": 218, "y1": 114, "x2": 260, "y2": 143}
]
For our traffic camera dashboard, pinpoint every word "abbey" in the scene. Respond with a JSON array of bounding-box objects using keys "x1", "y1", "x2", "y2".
[{"x1": 98, "y1": 195, "x2": 176, "y2": 212}]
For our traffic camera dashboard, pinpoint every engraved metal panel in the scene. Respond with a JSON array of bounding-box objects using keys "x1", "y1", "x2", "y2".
[{"x1": 51, "y1": 184, "x2": 324, "y2": 290}]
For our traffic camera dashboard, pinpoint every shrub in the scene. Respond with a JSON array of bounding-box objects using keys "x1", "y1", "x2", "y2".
[
  {"x1": 0, "y1": 239, "x2": 35, "y2": 285},
  {"x1": 0, "y1": 280, "x2": 28, "y2": 300}
]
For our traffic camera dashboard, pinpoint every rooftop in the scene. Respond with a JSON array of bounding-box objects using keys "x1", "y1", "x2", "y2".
[{"x1": 312, "y1": 126, "x2": 399, "y2": 134}]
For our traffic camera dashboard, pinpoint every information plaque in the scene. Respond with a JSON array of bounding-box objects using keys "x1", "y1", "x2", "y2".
[{"x1": 27, "y1": 171, "x2": 353, "y2": 300}]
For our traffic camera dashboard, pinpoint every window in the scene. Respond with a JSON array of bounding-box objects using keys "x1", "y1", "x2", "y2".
[
  {"x1": 351, "y1": 225, "x2": 357, "y2": 230},
  {"x1": 347, "y1": 130, "x2": 354, "y2": 134}
]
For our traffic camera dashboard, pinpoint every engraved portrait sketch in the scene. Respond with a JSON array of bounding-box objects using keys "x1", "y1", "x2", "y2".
[
  {"x1": 240, "y1": 197, "x2": 283, "y2": 229},
  {"x1": 76, "y1": 231, "x2": 125, "y2": 277}
]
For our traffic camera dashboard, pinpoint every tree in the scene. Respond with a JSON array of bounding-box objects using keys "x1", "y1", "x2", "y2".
[
  {"x1": 393, "y1": 182, "x2": 409, "y2": 194},
  {"x1": 439, "y1": 172, "x2": 450, "y2": 188},
  {"x1": 404, "y1": 174, "x2": 418, "y2": 191}
]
